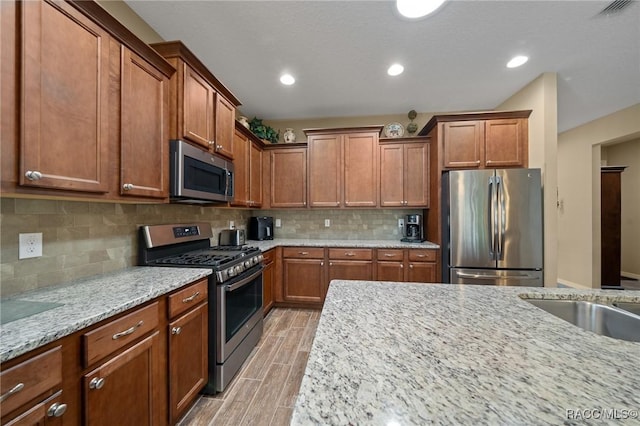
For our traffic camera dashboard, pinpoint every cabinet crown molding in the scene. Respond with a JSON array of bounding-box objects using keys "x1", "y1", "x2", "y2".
[{"x1": 303, "y1": 125, "x2": 384, "y2": 136}]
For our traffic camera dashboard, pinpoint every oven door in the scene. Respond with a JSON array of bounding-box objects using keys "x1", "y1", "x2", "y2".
[{"x1": 216, "y1": 266, "x2": 263, "y2": 363}]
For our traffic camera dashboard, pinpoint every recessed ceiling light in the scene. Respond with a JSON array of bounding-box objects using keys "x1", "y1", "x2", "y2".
[
  {"x1": 387, "y1": 64, "x2": 404, "y2": 76},
  {"x1": 506, "y1": 55, "x2": 529, "y2": 68},
  {"x1": 396, "y1": 0, "x2": 447, "y2": 19},
  {"x1": 280, "y1": 74, "x2": 295, "y2": 85}
]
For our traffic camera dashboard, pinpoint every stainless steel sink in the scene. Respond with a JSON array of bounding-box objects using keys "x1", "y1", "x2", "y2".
[
  {"x1": 613, "y1": 302, "x2": 640, "y2": 316},
  {"x1": 524, "y1": 299, "x2": 640, "y2": 342}
]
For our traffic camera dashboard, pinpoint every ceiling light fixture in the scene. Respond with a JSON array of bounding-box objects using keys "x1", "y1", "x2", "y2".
[
  {"x1": 387, "y1": 64, "x2": 404, "y2": 76},
  {"x1": 280, "y1": 74, "x2": 295, "y2": 85},
  {"x1": 506, "y1": 55, "x2": 529, "y2": 68},
  {"x1": 396, "y1": 0, "x2": 447, "y2": 19}
]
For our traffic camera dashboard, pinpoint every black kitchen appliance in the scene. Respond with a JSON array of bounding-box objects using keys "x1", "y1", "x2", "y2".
[
  {"x1": 138, "y1": 223, "x2": 263, "y2": 394},
  {"x1": 401, "y1": 214, "x2": 425, "y2": 242},
  {"x1": 248, "y1": 216, "x2": 273, "y2": 240}
]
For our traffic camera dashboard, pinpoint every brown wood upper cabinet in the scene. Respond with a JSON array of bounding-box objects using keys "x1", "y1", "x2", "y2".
[
  {"x1": 439, "y1": 114, "x2": 530, "y2": 169},
  {"x1": 120, "y1": 47, "x2": 170, "y2": 199},
  {"x1": 267, "y1": 146, "x2": 307, "y2": 208},
  {"x1": 231, "y1": 123, "x2": 263, "y2": 207},
  {"x1": 151, "y1": 41, "x2": 241, "y2": 160},
  {"x1": 379, "y1": 138, "x2": 430, "y2": 207},
  {"x1": 306, "y1": 126, "x2": 382, "y2": 208},
  {"x1": 20, "y1": 0, "x2": 111, "y2": 194}
]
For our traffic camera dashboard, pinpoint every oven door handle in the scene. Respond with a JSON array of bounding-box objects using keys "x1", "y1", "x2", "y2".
[{"x1": 225, "y1": 266, "x2": 264, "y2": 292}]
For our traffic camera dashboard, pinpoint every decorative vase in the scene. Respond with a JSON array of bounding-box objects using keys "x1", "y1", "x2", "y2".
[
  {"x1": 238, "y1": 116, "x2": 250, "y2": 129},
  {"x1": 283, "y1": 128, "x2": 296, "y2": 143}
]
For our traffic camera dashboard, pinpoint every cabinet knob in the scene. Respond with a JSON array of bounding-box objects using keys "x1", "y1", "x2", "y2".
[
  {"x1": 400, "y1": 264, "x2": 404, "y2": 268},
  {"x1": 217, "y1": 144, "x2": 222, "y2": 150},
  {"x1": 320, "y1": 261, "x2": 324, "y2": 266},
  {"x1": 208, "y1": 140, "x2": 215, "y2": 147},
  {"x1": 329, "y1": 262, "x2": 333, "y2": 266},
  {"x1": 409, "y1": 264, "x2": 414, "y2": 269},
  {"x1": 47, "y1": 402, "x2": 68, "y2": 417},
  {"x1": 122, "y1": 183, "x2": 134, "y2": 191},
  {"x1": 89, "y1": 377, "x2": 105, "y2": 390},
  {"x1": 172, "y1": 327, "x2": 182, "y2": 335},
  {"x1": 25, "y1": 170, "x2": 43, "y2": 181}
]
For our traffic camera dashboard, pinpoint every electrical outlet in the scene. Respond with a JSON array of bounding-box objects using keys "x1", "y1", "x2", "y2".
[
  {"x1": 19, "y1": 233, "x2": 43, "y2": 259},
  {"x1": 398, "y1": 218, "x2": 405, "y2": 228},
  {"x1": 324, "y1": 219, "x2": 331, "y2": 227},
  {"x1": 229, "y1": 221, "x2": 235, "y2": 229},
  {"x1": 275, "y1": 218, "x2": 282, "y2": 228}
]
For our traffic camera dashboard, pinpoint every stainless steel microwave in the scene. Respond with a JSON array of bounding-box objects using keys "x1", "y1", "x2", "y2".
[{"x1": 170, "y1": 140, "x2": 234, "y2": 204}]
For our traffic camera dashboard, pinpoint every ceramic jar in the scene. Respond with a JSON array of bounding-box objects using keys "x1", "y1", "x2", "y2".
[{"x1": 283, "y1": 128, "x2": 296, "y2": 143}]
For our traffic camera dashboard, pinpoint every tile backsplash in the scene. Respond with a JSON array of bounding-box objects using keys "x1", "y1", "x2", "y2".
[{"x1": 0, "y1": 197, "x2": 422, "y2": 297}]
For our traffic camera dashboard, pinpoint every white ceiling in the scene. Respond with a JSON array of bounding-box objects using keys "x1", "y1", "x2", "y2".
[{"x1": 125, "y1": 0, "x2": 640, "y2": 132}]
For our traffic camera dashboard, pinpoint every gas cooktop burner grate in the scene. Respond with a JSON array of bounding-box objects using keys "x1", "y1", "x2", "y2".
[{"x1": 154, "y1": 253, "x2": 232, "y2": 267}]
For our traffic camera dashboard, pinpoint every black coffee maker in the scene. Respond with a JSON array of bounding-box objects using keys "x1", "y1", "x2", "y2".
[
  {"x1": 401, "y1": 214, "x2": 425, "y2": 242},
  {"x1": 249, "y1": 216, "x2": 274, "y2": 240}
]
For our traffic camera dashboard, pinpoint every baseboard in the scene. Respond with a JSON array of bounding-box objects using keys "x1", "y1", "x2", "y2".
[
  {"x1": 621, "y1": 271, "x2": 640, "y2": 280},
  {"x1": 557, "y1": 278, "x2": 593, "y2": 289}
]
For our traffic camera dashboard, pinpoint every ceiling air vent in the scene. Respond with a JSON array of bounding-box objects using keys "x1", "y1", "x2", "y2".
[{"x1": 597, "y1": 0, "x2": 636, "y2": 16}]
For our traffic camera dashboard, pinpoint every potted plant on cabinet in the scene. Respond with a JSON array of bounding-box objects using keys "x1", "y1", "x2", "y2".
[{"x1": 249, "y1": 117, "x2": 280, "y2": 144}]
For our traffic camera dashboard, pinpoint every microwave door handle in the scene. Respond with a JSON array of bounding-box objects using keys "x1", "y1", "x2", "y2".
[{"x1": 225, "y1": 170, "x2": 232, "y2": 197}]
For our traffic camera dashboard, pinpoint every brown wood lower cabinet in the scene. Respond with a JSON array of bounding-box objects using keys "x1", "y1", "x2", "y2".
[
  {"x1": 4, "y1": 391, "x2": 65, "y2": 426},
  {"x1": 83, "y1": 331, "x2": 161, "y2": 426},
  {"x1": 282, "y1": 247, "x2": 326, "y2": 305},
  {"x1": 328, "y1": 249, "x2": 373, "y2": 283},
  {"x1": 262, "y1": 249, "x2": 276, "y2": 315},
  {"x1": 376, "y1": 249, "x2": 438, "y2": 283}
]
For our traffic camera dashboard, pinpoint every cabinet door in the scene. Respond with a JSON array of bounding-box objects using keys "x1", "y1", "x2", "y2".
[
  {"x1": 407, "y1": 263, "x2": 437, "y2": 283},
  {"x1": 214, "y1": 95, "x2": 235, "y2": 159},
  {"x1": 404, "y1": 143, "x2": 429, "y2": 207},
  {"x1": 283, "y1": 258, "x2": 324, "y2": 303},
  {"x1": 21, "y1": 0, "x2": 109, "y2": 193},
  {"x1": 328, "y1": 261, "x2": 373, "y2": 282},
  {"x1": 169, "y1": 303, "x2": 208, "y2": 424},
  {"x1": 231, "y1": 129, "x2": 249, "y2": 206},
  {"x1": 484, "y1": 119, "x2": 527, "y2": 168},
  {"x1": 182, "y1": 64, "x2": 214, "y2": 149},
  {"x1": 262, "y1": 250, "x2": 275, "y2": 315},
  {"x1": 120, "y1": 47, "x2": 168, "y2": 199},
  {"x1": 344, "y1": 132, "x2": 378, "y2": 207},
  {"x1": 248, "y1": 141, "x2": 263, "y2": 207},
  {"x1": 84, "y1": 332, "x2": 160, "y2": 426},
  {"x1": 379, "y1": 144, "x2": 405, "y2": 207},
  {"x1": 308, "y1": 134, "x2": 341, "y2": 207},
  {"x1": 442, "y1": 121, "x2": 484, "y2": 169},
  {"x1": 270, "y1": 148, "x2": 307, "y2": 208},
  {"x1": 377, "y1": 262, "x2": 405, "y2": 282}
]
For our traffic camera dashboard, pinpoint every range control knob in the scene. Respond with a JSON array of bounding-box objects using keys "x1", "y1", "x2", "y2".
[
  {"x1": 227, "y1": 267, "x2": 236, "y2": 277},
  {"x1": 234, "y1": 265, "x2": 243, "y2": 275},
  {"x1": 258, "y1": 254, "x2": 264, "y2": 263},
  {"x1": 245, "y1": 260, "x2": 252, "y2": 268}
]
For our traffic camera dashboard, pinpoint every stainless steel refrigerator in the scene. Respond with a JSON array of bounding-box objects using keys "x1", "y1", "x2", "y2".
[{"x1": 442, "y1": 168, "x2": 544, "y2": 286}]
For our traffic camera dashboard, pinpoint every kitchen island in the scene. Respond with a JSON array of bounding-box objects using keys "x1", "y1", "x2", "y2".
[{"x1": 292, "y1": 281, "x2": 640, "y2": 425}]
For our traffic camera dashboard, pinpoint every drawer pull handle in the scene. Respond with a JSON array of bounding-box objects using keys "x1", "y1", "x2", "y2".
[
  {"x1": 299, "y1": 251, "x2": 309, "y2": 255},
  {"x1": 112, "y1": 320, "x2": 143, "y2": 340},
  {"x1": 0, "y1": 383, "x2": 24, "y2": 402},
  {"x1": 182, "y1": 291, "x2": 200, "y2": 303},
  {"x1": 172, "y1": 327, "x2": 182, "y2": 335},
  {"x1": 384, "y1": 253, "x2": 396, "y2": 257},
  {"x1": 345, "y1": 252, "x2": 355, "y2": 256},
  {"x1": 416, "y1": 254, "x2": 426, "y2": 258},
  {"x1": 47, "y1": 402, "x2": 67, "y2": 417},
  {"x1": 89, "y1": 377, "x2": 105, "y2": 390}
]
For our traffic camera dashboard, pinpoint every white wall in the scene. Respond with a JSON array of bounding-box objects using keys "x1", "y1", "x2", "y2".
[
  {"x1": 557, "y1": 104, "x2": 640, "y2": 288},
  {"x1": 495, "y1": 73, "x2": 558, "y2": 287}
]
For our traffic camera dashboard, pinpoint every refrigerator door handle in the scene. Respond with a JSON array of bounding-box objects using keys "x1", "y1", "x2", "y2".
[
  {"x1": 496, "y1": 176, "x2": 505, "y2": 260},
  {"x1": 488, "y1": 176, "x2": 496, "y2": 260},
  {"x1": 455, "y1": 271, "x2": 540, "y2": 280}
]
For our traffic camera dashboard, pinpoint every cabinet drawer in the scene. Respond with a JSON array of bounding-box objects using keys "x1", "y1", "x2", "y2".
[
  {"x1": 282, "y1": 247, "x2": 325, "y2": 259},
  {"x1": 262, "y1": 249, "x2": 275, "y2": 264},
  {"x1": 408, "y1": 249, "x2": 437, "y2": 262},
  {"x1": 83, "y1": 302, "x2": 159, "y2": 367},
  {"x1": 328, "y1": 248, "x2": 372, "y2": 261},
  {"x1": 168, "y1": 279, "x2": 208, "y2": 319},
  {"x1": 377, "y1": 249, "x2": 404, "y2": 261},
  {"x1": 0, "y1": 346, "x2": 62, "y2": 416}
]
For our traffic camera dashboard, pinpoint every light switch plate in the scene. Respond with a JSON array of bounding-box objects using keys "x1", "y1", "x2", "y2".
[
  {"x1": 19, "y1": 233, "x2": 43, "y2": 259},
  {"x1": 229, "y1": 221, "x2": 235, "y2": 229},
  {"x1": 275, "y1": 218, "x2": 282, "y2": 228},
  {"x1": 324, "y1": 219, "x2": 331, "y2": 227},
  {"x1": 398, "y1": 218, "x2": 405, "y2": 228}
]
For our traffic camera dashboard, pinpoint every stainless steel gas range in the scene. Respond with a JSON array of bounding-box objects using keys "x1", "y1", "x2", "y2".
[{"x1": 138, "y1": 223, "x2": 264, "y2": 393}]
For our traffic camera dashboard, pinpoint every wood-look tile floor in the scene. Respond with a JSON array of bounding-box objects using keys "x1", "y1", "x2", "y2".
[{"x1": 178, "y1": 308, "x2": 321, "y2": 426}]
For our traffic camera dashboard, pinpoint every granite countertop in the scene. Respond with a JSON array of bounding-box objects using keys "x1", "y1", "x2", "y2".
[
  {"x1": 247, "y1": 238, "x2": 439, "y2": 252},
  {"x1": 0, "y1": 267, "x2": 211, "y2": 363},
  {"x1": 292, "y1": 281, "x2": 640, "y2": 425}
]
